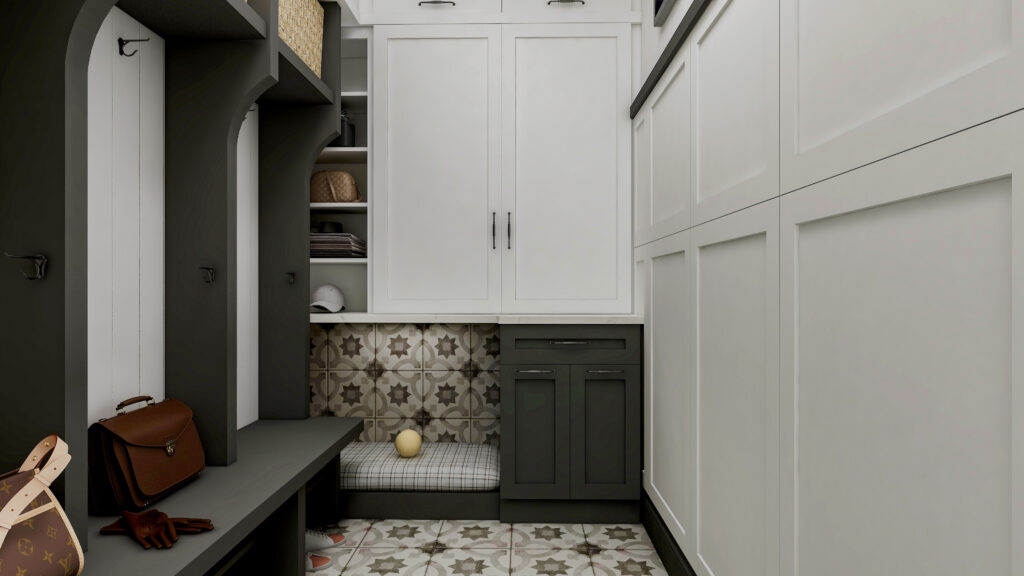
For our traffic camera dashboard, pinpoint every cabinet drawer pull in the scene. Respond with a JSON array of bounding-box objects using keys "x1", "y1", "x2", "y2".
[
  {"x1": 507, "y1": 212, "x2": 512, "y2": 250},
  {"x1": 516, "y1": 369, "x2": 554, "y2": 374},
  {"x1": 549, "y1": 340, "x2": 590, "y2": 346},
  {"x1": 548, "y1": 0, "x2": 586, "y2": 3},
  {"x1": 492, "y1": 212, "x2": 496, "y2": 250},
  {"x1": 418, "y1": 0, "x2": 456, "y2": 5},
  {"x1": 587, "y1": 370, "x2": 623, "y2": 374}
]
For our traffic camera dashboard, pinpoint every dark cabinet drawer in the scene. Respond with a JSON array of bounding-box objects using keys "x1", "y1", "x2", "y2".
[{"x1": 500, "y1": 325, "x2": 643, "y2": 365}]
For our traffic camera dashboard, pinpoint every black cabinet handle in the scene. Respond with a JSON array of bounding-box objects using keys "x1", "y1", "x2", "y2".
[
  {"x1": 507, "y1": 212, "x2": 512, "y2": 249},
  {"x1": 587, "y1": 370, "x2": 624, "y2": 374},
  {"x1": 549, "y1": 340, "x2": 590, "y2": 345},
  {"x1": 516, "y1": 369, "x2": 554, "y2": 374},
  {"x1": 418, "y1": 0, "x2": 456, "y2": 5},
  {"x1": 548, "y1": 0, "x2": 586, "y2": 4},
  {"x1": 492, "y1": 212, "x2": 496, "y2": 250}
]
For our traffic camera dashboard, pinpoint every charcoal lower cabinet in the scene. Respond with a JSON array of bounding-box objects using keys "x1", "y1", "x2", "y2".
[{"x1": 500, "y1": 325, "x2": 643, "y2": 519}]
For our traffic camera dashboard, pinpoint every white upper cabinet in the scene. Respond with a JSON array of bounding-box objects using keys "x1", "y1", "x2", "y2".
[
  {"x1": 781, "y1": 0, "x2": 1024, "y2": 192},
  {"x1": 780, "y1": 111, "x2": 1024, "y2": 576},
  {"x1": 635, "y1": 45, "x2": 692, "y2": 246},
  {"x1": 346, "y1": 0, "x2": 636, "y2": 24},
  {"x1": 501, "y1": 24, "x2": 633, "y2": 313},
  {"x1": 372, "y1": 25, "x2": 502, "y2": 313},
  {"x1": 691, "y1": 0, "x2": 780, "y2": 225}
]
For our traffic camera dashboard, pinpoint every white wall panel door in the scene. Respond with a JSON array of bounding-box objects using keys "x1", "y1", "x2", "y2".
[
  {"x1": 502, "y1": 24, "x2": 632, "y2": 313},
  {"x1": 780, "y1": 112, "x2": 1024, "y2": 576},
  {"x1": 691, "y1": 0, "x2": 779, "y2": 225},
  {"x1": 373, "y1": 25, "x2": 501, "y2": 313},
  {"x1": 781, "y1": 0, "x2": 1024, "y2": 192},
  {"x1": 691, "y1": 199, "x2": 779, "y2": 576},
  {"x1": 644, "y1": 46, "x2": 691, "y2": 244},
  {"x1": 237, "y1": 107, "x2": 259, "y2": 429},
  {"x1": 637, "y1": 230, "x2": 696, "y2": 553},
  {"x1": 87, "y1": 7, "x2": 165, "y2": 425}
]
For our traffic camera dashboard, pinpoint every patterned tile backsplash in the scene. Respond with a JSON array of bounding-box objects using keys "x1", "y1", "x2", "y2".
[{"x1": 311, "y1": 324, "x2": 500, "y2": 445}]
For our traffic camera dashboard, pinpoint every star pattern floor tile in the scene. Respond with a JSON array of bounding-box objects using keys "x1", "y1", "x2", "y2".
[{"x1": 305, "y1": 520, "x2": 664, "y2": 576}]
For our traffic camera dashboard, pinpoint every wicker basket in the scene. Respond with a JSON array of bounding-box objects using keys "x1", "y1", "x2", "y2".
[
  {"x1": 311, "y1": 171, "x2": 361, "y2": 203},
  {"x1": 279, "y1": 0, "x2": 324, "y2": 78}
]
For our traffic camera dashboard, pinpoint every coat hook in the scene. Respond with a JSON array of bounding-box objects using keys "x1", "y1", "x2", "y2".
[
  {"x1": 4, "y1": 252, "x2": 48, "y2": 281},
  {"x1": 198, "y1": 266, "x2": 216, "y2": 284},
  {"x1": 118, "y1": 37, "x2": 150, "y2": 57},
  {"x1": 286, "y1": 272, "x2": 296, "y2": 285}
]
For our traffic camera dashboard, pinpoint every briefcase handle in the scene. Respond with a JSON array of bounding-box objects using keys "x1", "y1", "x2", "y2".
[{"x1": 116, "y1": 395, "x2": 156, "y2": 414}]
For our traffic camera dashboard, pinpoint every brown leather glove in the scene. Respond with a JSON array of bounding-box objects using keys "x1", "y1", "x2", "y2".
[{"x1": 101, "y1": 512, "x2": 214, "y2": 548}]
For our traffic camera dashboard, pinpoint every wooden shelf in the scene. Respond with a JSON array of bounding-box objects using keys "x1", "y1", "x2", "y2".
[
  {"x1": 311, "y1": 202, "x2": 368, "y2": 213},
  {"x1": 318, "y1": 147, "x2": 368, "y2": 163},
  {"x1": 260, "y1": 43, "x2": 334, "y2": 105},
  {"x1": 116, "y1": 0, "x2": 267, "y2": 39},
  {"x1": 311, "y1": 258, "x2": 368, "y2": 264}
]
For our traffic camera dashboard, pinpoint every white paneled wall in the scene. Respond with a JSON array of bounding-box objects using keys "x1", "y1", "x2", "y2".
[
  {"x1": 237, "y1": 107, "x2": 260, "y2": 429},
  {"x1": 87, "y1": 8, "x2": 165, "y2": 425},
  {"x1": 637, "y1": 0, "x2": 1024, "y2": 574}
]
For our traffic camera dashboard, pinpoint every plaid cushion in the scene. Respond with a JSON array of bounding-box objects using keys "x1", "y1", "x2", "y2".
[{"x1": 339, "y1": 442, "x2": 500, "y2": 492}]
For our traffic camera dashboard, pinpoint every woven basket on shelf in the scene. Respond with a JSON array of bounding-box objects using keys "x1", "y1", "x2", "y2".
[
  {"x1": 311, "y1": 171, "x2": 361, "y2": 203},
  {"x1": 279, "y1": 0, "x2": 324, "y2": 78}
]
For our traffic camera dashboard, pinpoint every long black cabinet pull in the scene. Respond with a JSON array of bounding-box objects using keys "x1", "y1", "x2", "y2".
[
  {"x1": 506, "y1": 212, "x2": 512, "y2": 249},
  {"x1": 516, "y1": 369, "x2": 554, "y2": 374},
  {"x1": 587, "y1": 370, "x2": 624, "y2": 374},
  {"x1": 492, "y1": 212, "x2": 496, "y2": 250},
  {"x1": 418, "y1": 0, "x2": 456, "y2": 5},
  {"x1": 548, "y1": 0, "x2": 586, "y2": 4},
  {"x1": 549, "y1": 340, "x2": 590, "y2": 345}
]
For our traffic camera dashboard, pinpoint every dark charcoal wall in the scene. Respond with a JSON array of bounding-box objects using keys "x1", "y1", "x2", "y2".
[{"x1": 0, "y1": 0, "x2": 116, "y2": 543}]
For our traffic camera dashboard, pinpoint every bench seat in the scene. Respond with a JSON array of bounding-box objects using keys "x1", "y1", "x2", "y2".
[{"x1": 339, "y1": 442, "x2": 500, "y2": 492}]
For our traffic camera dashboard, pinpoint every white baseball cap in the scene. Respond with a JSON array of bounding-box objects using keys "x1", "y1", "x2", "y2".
[{"x1": 311, "y1": 284, "x2": 345, "y2": 313}]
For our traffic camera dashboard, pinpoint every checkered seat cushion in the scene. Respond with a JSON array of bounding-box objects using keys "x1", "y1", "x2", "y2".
[{"x1": 339, "y1": 442, "x2": 500, "y2": 492}]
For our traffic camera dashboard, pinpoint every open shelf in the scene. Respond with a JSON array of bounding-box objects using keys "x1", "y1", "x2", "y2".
[
  {"x1": 260, "y1": 43, "x2": 334, "y2": 105},
  {"x1": 116, "y1": 0, "x2": 267, "y2": 39},
  {"x1": 311, "y1": 202, "x2": 368, "y2": 213},
  {"x1": 310, "y1": 258, "x2": 368, "y2": 264},
  {"x1": 318, "y1": 147, "x2": 368, "y2": 163},
  {"x1": 340, "y1": 92, "x2": 368, "y2": 112}
]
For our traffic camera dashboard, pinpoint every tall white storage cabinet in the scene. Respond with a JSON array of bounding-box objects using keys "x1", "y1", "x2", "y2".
[
  {"x1": 501, "y1": 24, "x2": 632, "y2": 313},
  {"x1": 373, "y1": 22, "x2": 633, "y2": 314},
  {"x1": 373, "y1": 25, "x2": 502, "y2": 313}
]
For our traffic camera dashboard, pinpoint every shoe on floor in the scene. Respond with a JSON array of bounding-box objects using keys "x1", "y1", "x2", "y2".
[
  {"x1": 306, "y1": 553, "x2": 332, "y2": 572},
  {"x1": 305, "y1": 529, "x2": 346, "y2": 551}
]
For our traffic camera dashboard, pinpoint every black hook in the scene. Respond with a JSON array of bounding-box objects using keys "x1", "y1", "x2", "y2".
[
  {"x1": 4, "y1": 252, "x2": 48, "y2": 281},
  {"x1": 118, "y1": 37, "x2": 150, "y2": 57},
  {"x1": 198, "y1": 266, "x2": 216, "y2": 284},
  {"x1": 286, "y1": 272, "x2": 297, "y2": 285}
]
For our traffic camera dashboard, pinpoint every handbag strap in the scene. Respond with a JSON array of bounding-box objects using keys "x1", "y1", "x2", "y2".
[
  {"x1": 0, "y1": 436, "x2": 71, "y2": 549},
  {"x1": 326, "y1": 175, "x2": 340, "y2": 203}
]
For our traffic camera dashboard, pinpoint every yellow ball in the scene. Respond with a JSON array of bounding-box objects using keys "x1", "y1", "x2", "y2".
[{"x1": 395, "y1": 429, "x2": 422, "y2": 458}]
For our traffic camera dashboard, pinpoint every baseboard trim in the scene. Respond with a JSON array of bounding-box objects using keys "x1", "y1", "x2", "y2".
[
  {"x1": 641, "y1": 491, "x2": 697, "y2": 576},
  {"x1": 500, "y1": 499, "x2": 639, "y2": 524}
]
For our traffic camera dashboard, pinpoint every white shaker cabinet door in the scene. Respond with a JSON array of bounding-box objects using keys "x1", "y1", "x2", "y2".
[
  {"x1": 501, "y1": 23, "x2": 632, "y2": 313},
  {"x1": 781, "y1": 0, "x2": 1024, "y2": 192},
  {"x1": 780, "y1": 112, "x2": 1024, "y2": 576},
  {"x1": 372, "y1": 25, "x2": 502, "y2": 313}
]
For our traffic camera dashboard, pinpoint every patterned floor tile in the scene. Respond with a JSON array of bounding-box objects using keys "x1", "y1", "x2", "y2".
[
  {"x1": 582, "y1": 525, "x2": 654, "y2": 550},
  {"x1": 423, "y1": 324, "x2": 472, "y2": 371},
  {"x1": 509, "y1": 548, "x2": 594, "y2": 576},
  {"x1": 376, "y1": 371, "x2": 424, "y2": 419},
  {"x1": 422, "y1": 372, "x2": 471, "y2": 419},
  {"x1": 589, "y1": 549, "x2": 667, "y2": 576},
  {"x1": 511, "y1": 524, "x2": 588, "y2": 549},
  {"x1": 361, "y1": 519, "x2": 445, "y2": 548},
  {"x1": 470, "y1": 324, "x2": 500, "y2": 372},
  {"x1": 323, "y1": 519, "x2": 374, "y2": 548},
  {"x1": 376, "y1": 324, "x2": 424, "y2": 371},
  {"x1": 331, "y1": 324, "x2": 376, "y2": 371},
  {"x1": 436, "y1": 520, "x2": 513, "y2": 549},
  {"x1": 424, "y1": 548, "x2": 511, "y2": 576},
  {"x1": 469, "y1": 372, "x2": 500, "y2": 419},
  {"x1": 343, "y1": 547, "x2": 433, "y2": 576}
]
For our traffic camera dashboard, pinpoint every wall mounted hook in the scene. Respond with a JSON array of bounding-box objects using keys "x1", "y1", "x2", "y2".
[
  {"x1": 198, "y1": 266, "x2": 216, "y2": 284},
  {"x1": 286, "y1": 272, "x2": 297, "y2": 285},
  {"x1": 118, "y1": 37, "x2": 150, "y2": 57},
  {"x1": 4, "y1": 252, "x2": 48, "y2": 281}
]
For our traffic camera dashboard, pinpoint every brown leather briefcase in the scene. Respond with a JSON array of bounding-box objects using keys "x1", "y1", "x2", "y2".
[{"x1": 88, "y1": 396, "x2": 205, "y2": 515}]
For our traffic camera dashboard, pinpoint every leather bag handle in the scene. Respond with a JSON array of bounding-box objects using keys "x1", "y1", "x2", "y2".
[{"x1": 116, "y1": 395, "x2": 155, "y2": 413}]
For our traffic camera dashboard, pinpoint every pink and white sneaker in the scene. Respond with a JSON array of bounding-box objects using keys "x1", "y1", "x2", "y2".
[
  {"x1": 305, "y1": 552, "x2": 332, "y2": 572},
  {"x1": 305, "y1": 529, "x2": 346, "y2": 551}
]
